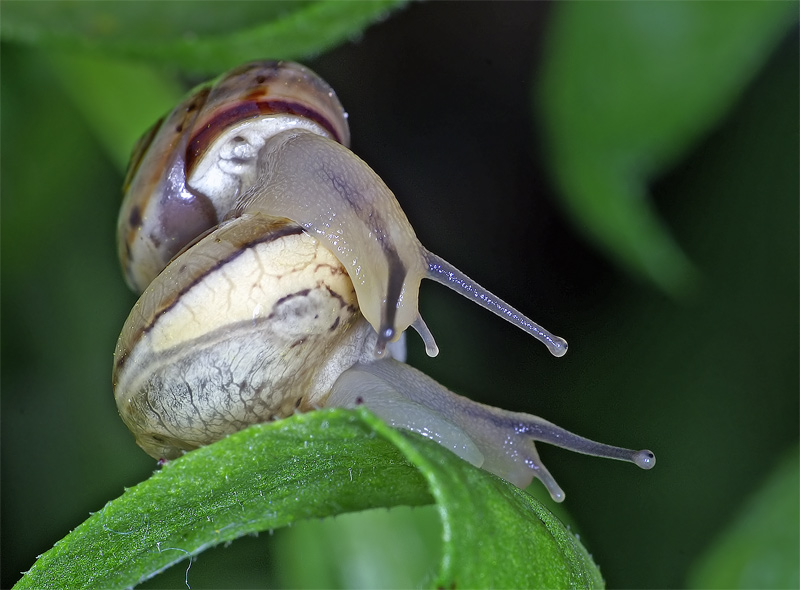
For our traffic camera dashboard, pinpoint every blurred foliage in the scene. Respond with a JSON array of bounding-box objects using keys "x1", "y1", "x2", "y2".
[
  {"x1": 1, "y1": 1, "x2": 407, "y2": 73},
  {"x1": 538, "y1": 2, "x2": 794, "y2": 296},
  {"x1": 274, "y1": 505, "x2": 441, "y2": 588},
  {"x1": 44, "y1": 54, "x2": 185, "y2": 170},
  {"x1": 688, "y1": 444, "x2": 799, "y2": 589},
  {"x1": 2, "y1": 2, "x2": 798, "y2": 589},
  {"x1": 16, "y1": 409, "x2": 602, "y2": 589}
]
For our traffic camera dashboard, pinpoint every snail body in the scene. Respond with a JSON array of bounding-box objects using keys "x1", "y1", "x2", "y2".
[{"x1": 114, "y1": 61, "x2": 654, "y2": 501}]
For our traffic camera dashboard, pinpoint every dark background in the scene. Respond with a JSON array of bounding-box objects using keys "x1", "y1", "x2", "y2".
[{"x1": 2, "y1": 3, "x2": 798, "y2": 588}]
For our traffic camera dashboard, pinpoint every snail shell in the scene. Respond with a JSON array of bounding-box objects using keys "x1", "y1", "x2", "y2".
[
  {"x1": 114, "y1": 61, "x2": 654, "y2": 501},
  {"x1": 119, "y1": 61, "x2": 349, "y2": 293}
]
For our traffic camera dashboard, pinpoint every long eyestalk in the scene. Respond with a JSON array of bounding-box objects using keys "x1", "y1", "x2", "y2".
[{"x1": 424, "y1": 251, "x2": 568, "y2": 357}]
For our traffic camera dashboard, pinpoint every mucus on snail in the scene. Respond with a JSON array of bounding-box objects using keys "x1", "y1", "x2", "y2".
[{"x1": 113, "y1": 60, "x2": 654, "y2": 502}]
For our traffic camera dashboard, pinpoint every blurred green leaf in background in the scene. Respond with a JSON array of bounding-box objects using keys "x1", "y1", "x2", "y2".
[
  {"x1": 2, "y1": 2, "x2": 797, "y2": 588},
  {"x1": 538, "y1": 2, "x2": 794, "y2": 296},
  {"x1": 689, "y1": 444, "x2": 800, "y2": 589}
]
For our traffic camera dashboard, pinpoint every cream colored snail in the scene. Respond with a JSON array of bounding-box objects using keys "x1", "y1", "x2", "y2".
[{"x1": 113, "y1": 61, "x2": 654, "y2": 501}]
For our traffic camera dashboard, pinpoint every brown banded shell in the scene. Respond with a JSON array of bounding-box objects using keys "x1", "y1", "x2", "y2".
[
  {"x1": 118, "y1": 61, "x2": 350, "y2": 293},
  {"x1": 113, "y1": 213, "x2": 368, "y2": 460}
]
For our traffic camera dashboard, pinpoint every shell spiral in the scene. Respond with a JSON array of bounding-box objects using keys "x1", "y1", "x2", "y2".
[{"x1": 118, "y1": 61, "x2": 350, "y2": 293}]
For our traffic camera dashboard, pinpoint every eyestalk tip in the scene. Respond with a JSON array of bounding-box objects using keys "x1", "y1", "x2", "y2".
[
  {"x1": 374, "y1": 325, "x2": 394, "y2": 357},
  {"x1": 633, "y1": 449, "x2": 656, "y2": 470},
  {"x1": 546, "y1": 335, "x2": 568, "y2": 357}
]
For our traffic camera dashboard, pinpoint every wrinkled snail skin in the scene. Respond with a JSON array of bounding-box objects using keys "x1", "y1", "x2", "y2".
[
  {"x1": 114, "y1": 60, "x2": 654, "y2": 501},
  {"x1": 229, "y1": 129, "x2": 431, "y2": 350}
]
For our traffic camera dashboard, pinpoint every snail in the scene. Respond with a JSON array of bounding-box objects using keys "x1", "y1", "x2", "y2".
[{"x1": 113, "y1": 61, "x2": 654, "y2": 501}]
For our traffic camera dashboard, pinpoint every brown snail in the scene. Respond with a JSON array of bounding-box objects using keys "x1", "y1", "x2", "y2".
[{"x1": 113, "y1": 61, "x2": 654, "y2": 502}]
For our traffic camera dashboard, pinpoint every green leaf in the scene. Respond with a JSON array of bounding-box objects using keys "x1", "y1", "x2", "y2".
[
  {"x1": 14, "y1": 409, "x2": 602, "y2": 589},
  {"x1": 382, "y1": 418, "x2": 604, "y2": 590},
  {"x1": 537, "y1": 3, "x2": 795, "y2": 296},
  {"x1": 44, "y1": 53, "x2": 185, "y2": 171},
  {"x1": 0, "y1": 1, "x2": 408, "y2": 74},
  {"x1": 275, "y1": 505, "x2": 442, "y2": 588},
  {"x1": 687, "y1": 445, "x2": 800, "y2": 589}
]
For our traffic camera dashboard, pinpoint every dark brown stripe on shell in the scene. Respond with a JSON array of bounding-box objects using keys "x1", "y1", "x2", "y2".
[
  {"x1": 185, "y1": 99, "x2": 345, "y2": 173},
  {"x1": 114, "y1": 222, "x2": 306, "y2": 374}
]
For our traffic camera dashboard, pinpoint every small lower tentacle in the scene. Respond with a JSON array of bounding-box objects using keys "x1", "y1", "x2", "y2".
[{"x1": 411, "y1": 315, "x2": 439, "y2": 357}]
